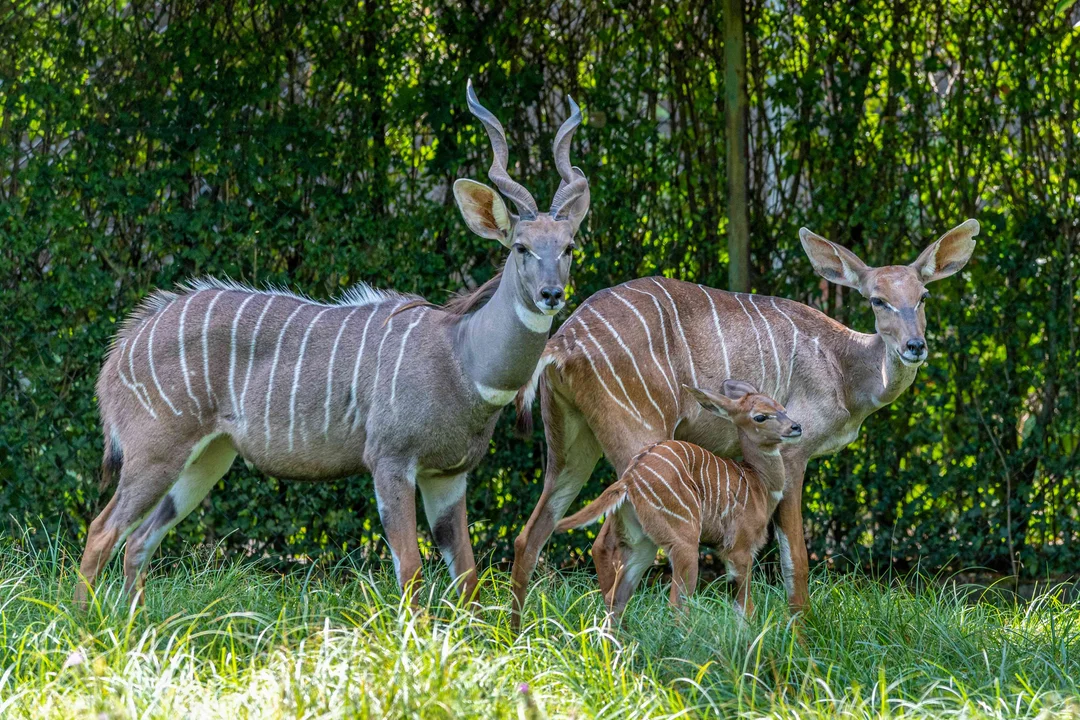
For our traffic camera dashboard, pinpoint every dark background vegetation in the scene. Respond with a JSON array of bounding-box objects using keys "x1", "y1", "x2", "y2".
[{"x1": 2, "y1": 0, "x2": 1077, "y2": 578}]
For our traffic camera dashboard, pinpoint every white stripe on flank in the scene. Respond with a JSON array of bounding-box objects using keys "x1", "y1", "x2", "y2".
[
  {"x1": 633, "y1": 469, "x2": 691, "y2": 523},
  {"x1": 367, "y1": 308, "x2": 400, "y2": 428},
  {"x1": 288, "y1": 307, "x2": 331, "y2": 451},
  {"x1": 126, "y1": 319, "x2": 156, "y2": 417},
  {"x1": 147, "y1": 307, "x2": 182, "y2": 415},
  {"x1": 771, "y1": 297, "x2": 800, "y2": 393},
  {"x1": 391, "y1": 308, "x2": 427, "y2": 405},
  {"x1": 569, "y1": 327, "x2": 648, "y2": 427},
  {"x1": 345, "y1": 306, "x2": 381, "y2": 429},
  {"x1": 734, "y1": 294, "x2": 767, "y2": 391},
  {"x1": 588, "y1": 306, "x2": 666, "y2": 430},
  {"x1": 721, "y1": 458, "x2": 733, "y2": 518},
  {"x1": 201, "y1": 290, "x2": 225, "y2": 409},
  {"x1": 264, "y1": 303, "x2": 307, "y2": 449},
  {"x1": 625, "y1": 286, "x2": 680, "y2": 394},
  {"x1": 639, "y1": 462, "x2": 694, "y2": 517},
  {"x1": 228, "y1": 294, "x2": 258, "y2": 420},
  {"x1": 323, "y1": 307, "x2": 361, "y2": 438},
  {"x1": 650, "y1": 450, "x2": 697, "y2": 507},
  {"x1": 178, "y1": 291, "x2": 204, "y2": 419},
  {"x1": 610, "y1": 289, "x2": 679, "y2": 406},
  {"x1": 650, "y1": 279, "x2": 697, "y2": 385},
  {"x1": 577, "y1": 316, "x2": 652, "y2": 429},
  {"x1": 240, "y1": 295, "x2": 275, "y2": 427},
  {"x1": 698, "y1": 285, "x2": 731, "y2": 378},
  {"x1": 749, "y1": 295, "x2": 782, "y2": 397},
  {"x1": 116, "y1": 337, "x2": 157, "y2": 418}
]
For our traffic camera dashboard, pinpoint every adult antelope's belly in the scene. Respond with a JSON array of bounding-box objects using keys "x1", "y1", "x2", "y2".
[{"x1": 228, "y1": 423, "x2": 369, "y2": 481}]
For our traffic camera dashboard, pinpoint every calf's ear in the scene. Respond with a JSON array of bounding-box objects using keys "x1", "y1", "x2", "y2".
[{"x1": 683, "y1": 385, "x2": 736, "y2": 420}]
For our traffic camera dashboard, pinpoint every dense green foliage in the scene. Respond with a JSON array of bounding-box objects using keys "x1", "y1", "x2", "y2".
[
  {"x1": 1, "y1": 529, "x2": 1079, "y2": 717},
  {"x1": 1, "y1": 1, "x2": 1078, "y2": 576}
]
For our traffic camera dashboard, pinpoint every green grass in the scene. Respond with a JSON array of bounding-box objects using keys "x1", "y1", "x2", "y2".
[{"x1": 1, "y1": 528, "x2": 1078, "y2": 718}]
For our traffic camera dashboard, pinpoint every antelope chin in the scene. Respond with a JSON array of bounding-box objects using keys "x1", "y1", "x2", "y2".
[
  {"x1": 536, "y1": 301, "x2": 564, "y2": 316},
  {"x1": 781, "y1": 435, "x2": 802, "y2": 444},
  {"x1": 897, "y1": 350, "x2": 926, "y2": 367}
]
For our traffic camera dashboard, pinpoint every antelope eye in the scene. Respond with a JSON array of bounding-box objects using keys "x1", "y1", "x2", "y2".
[
  {"x1": 870, "y1": 297, "x2": 885, "y2": 308},
  {"x1": 514, "y1": 243, "x2": 528, "y2": 255},
  {"x1": 753, "y1": 414, "x2": 768, "y2": 423},
  {"x1": 564, "y1": 243, "x2": 575, "y2": 256},
  {"x1": 920, "y1": 292, "x2": 930, "y2": 302}
]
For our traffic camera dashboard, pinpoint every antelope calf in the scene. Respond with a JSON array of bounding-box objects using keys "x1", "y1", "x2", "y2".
[
  {"x1": 74, "y1": 81, "x2": 591, "y2": 609},
  {"x1": 556, "y1": 380, "x2": 802, "y2": 621}
]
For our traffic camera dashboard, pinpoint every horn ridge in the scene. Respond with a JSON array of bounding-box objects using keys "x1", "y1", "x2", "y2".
[
  {"x1": 465, "y1": 79, "x2": 538, "y2": 218},
  {"x1": 550, "y1": 93, "x2": 589, "y2": 216}
]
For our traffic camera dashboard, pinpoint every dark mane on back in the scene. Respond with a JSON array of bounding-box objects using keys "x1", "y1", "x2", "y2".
[{"x1": 390, "y1": 271, "x2": 503, "y2": 319}]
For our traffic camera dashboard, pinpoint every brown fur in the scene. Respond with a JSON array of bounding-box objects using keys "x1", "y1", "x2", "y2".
[{"x1": 510, "y1": 221, "x2": 979, "y2": 629}]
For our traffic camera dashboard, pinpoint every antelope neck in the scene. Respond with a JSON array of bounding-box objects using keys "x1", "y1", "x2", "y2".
[
  {"x1": 453, "y1": 257, "x2": 553, "y2": 393},
  {"x1": 842, "y1": 330, "x2": 920, "y2": 413},
  {"x1": 738, "y1": 435, "x2": 786, "y2": 495}
]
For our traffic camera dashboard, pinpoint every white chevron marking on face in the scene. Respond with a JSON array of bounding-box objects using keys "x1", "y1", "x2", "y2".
[
  {"x1": 178, "y1": 291, "x2": 204, "y2": 420},
  {"x1": 228, "y1": 294, "x2": 258, "y2": 420},
  {"x1": 610, "y1": 289, "x2": 679, "y2": 406},
  {"x1": 734, "y1": 294, "x2": 767, "y2": 391},
  {"x1": 588, "y1": 306, "x2": 666, "y2": 431},
  {"x1": 147, "y1": 305, "x2": 182, "y2": 416},
  {"x1": 240, "y1": 295, "x2": 275, "y2": 428},
  {"x1": 650, "y1": 279, "x2": 697, "y2": 386},
  {"x1": 698, "y1": 285, "x2": 731, "y2": 378},
  {"x1": 749, "y1": 295, "x2": 782, "y2": 397},
  {"x1": 288, "y1": 307, "x2": 332, "y2": 451},
  {"x1": 390, "y1": 309, "x2": 427, "y2": 405},
  {"x1": 324, "y1": 307, "x2": 361, "y2": 438}
]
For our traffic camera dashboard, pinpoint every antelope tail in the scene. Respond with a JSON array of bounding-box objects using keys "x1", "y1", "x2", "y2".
[
  {"x1": 515, "y1": 352, "x2": 557, "y2": 438},
  {"x1": 99, "y1": 427, "x2": 123, "y2": 493},
  {"x1": 556, "y1": 483, "x2": 629, "y2": 532}
]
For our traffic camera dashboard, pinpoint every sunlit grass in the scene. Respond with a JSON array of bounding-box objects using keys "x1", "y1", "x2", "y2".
[{"x1": 0, "y1": 528, "x2": 1078, "y2": 718}]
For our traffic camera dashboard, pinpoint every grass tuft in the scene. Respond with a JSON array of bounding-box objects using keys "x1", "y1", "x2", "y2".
[{"x1": 1, "y1": 527, "x2": 1078, "y2": 718}]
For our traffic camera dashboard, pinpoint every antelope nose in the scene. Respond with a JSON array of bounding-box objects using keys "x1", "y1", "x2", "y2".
[
  {"x1": 540, "y1": 287, "x2": 564, "y2": 307},
  {"x1": 789, "y1": 423, "x2": 802, "y2": 436},
  {"x1": 906, "y1": 339, "x2": 927, "y2": 356}
]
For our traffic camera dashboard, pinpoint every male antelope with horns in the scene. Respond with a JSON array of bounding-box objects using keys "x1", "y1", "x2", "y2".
[
  {"x1": 511, "y1": 220, "x2": 978, "y2": 627},
  {"x1": 75, "y1": 81, "x2": 590, "y2": 608}
]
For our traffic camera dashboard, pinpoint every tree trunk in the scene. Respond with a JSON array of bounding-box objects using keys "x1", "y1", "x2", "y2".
[{"x1": 724, "y1": 0, "x2": 750, "y2": 292}]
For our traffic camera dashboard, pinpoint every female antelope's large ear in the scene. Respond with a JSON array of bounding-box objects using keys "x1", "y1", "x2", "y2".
[
  {"x1": 683, "y1": 384, "x2": 737, "y2": 419},
  {"x1": 799, "y1": 228, "x2": 872, "y2": 290},
  {"x1": 910, "y1": 219, "x2": 979, "y2": 283},
  {"x1": 720, "y1": 379, "x2": 758, "y2": 400},
  {"x1": 453, "y1": 179, "x2": 514, "y2": 247}
]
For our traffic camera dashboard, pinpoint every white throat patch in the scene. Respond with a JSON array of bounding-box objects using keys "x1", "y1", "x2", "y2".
[
  {"x1": 475, "y1": 382, "x2": 517, "y2": 406},
  {"x1": 515, "y1": 302, "x2": 553, "y2": 334}
]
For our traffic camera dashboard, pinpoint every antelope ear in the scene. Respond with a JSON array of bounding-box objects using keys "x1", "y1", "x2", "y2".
[
  {"x1": 910, "y1": 219, "x2": 979, "y2": 283},
  {"x1": 720, "y1": 379, "x2": 758, "y2": 401},
  {"x1": 799, "y1": 228, "x2": 872, "y2": 290},
  {"x1": 453, "y1": 179, "x2": 514, "y2": 246},
  {"x1": 683, "y1": 384, "x2": 736, "y2": 420}
]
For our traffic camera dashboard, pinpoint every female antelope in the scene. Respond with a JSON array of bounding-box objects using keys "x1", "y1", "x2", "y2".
[
  {"x1": 556, "y1": 380, "x2": 802, "y2": 620},
  {"x1": 74, "y1": 81, "x2": 591, "y2": 608}
]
